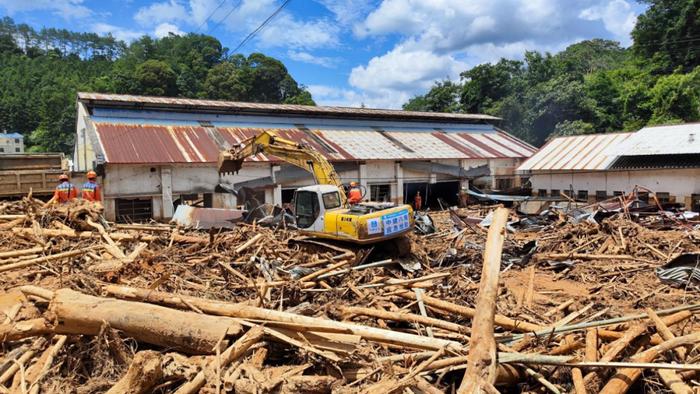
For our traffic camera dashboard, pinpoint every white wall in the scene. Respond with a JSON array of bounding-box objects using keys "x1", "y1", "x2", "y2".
[{"x1": 529, "y1": 168, "x2": 700, "y2": 203}]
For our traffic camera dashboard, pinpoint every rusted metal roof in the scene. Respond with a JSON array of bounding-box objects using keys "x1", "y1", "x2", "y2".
[
  {"x1": 517, "y1": 132, "x2": 632, "y2": 172},
  {"x1": 93, "y1": 123, "x2": 536, "y2": 164},
  {"x1": 78, "y1": 92, "x2": 499, "y2": 122}
]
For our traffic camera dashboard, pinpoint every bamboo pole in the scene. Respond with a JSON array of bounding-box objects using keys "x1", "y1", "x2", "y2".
[
  {"x1": 0, "y1": 248, "x2": 94, "y2": 274},
  {"x1": 0, "y1": 247, "x2": 44, "y2": 259},
  {"x1": 458, "y1": 207, "x2": 509, "y2": 394}
]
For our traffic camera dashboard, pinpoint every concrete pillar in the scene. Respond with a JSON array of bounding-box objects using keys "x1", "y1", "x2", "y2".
[
  {"x1": 394, "y1": 161, "x2": 404, "y2": 204},
  {"x1": 161, "y1": 167, "x2": 174, "y2": 219},
  {"x1": 264, "y1": 188, "x2": 273, "y2": 204},
  {"x1": 359, "y1": 163, "x2": 368, "y2": 190},
  {"x1": 273, "y1": 184, "x2": 282, "y2": 205},
  {"x1": 103, "y1": 198, "x2": 116, "y2": 221}
]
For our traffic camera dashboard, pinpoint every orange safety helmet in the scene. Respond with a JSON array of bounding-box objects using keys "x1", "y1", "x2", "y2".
[
  {"x1": 58, "y1": 174, "x2": 69, "y2": 181},
  {"x1": 87, "y1": 170, "x2": 97, "y2": 179},
  {"x1": 350, "y1": 181, "x2": 358, "y2": 187}
]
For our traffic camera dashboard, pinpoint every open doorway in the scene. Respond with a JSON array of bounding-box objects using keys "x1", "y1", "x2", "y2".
[{"x1": 404, "y1": 181, "x2": 459, "y2": 210}]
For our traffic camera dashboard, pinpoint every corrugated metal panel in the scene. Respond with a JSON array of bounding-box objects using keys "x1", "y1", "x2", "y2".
[
  {"x1": 609, "y1": 123, "x2": 700, "y2": 156},
  {"x1": 78, "y1": 92, "x2": 499, "y2": 121},
  {"x1": 517, "y1": 133, "x2": 632, "y2": 172},
  {"x1": 94, "y1": 122, "x2": 535, "y2": 164}
]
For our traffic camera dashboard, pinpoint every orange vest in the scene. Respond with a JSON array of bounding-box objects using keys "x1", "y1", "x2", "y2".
[
  {"x1": 53, "y1": 182, "x2": 77, "y2": 203},
  {"x1": 81, "y1": 181, "x2": 101, "y2": 202},
  {"x1": 348, "y1": 188, "x2": 362, "y2": 204}
]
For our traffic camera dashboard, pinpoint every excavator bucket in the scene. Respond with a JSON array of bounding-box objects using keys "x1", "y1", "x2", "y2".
[{"x1": 217, "y1": 150, "x2": 244, "y2": 175}]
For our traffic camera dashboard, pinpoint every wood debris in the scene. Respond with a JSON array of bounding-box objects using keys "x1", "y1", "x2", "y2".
[{"x1": 1, "y1": 196, "x2": 699, "y2": 393}]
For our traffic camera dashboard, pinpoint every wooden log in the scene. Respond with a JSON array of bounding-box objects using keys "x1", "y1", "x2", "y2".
[
  {"x1": 234, "y1": 233, "x2": 264, "y2": 254},
  {"x1": 0, "y1": 247, "x2": 44, "y2": 260},
  {"x1": 0, "y1": 339, "x2": 46, "y2": 385},
  {"x1": 585, "y1": 329, "x2": 598, "y2": 362},
  {"x1": 396, "y1": 290, "x2": 543, "y2": 333},
  {"x1": 11, "y1": 228, "x2": 158, "y2": 242},
  {"x1": 657, "y1": 369, "x2": 693, "y2": 394},
  {"x1": 599, "y1": 332, "x2": 700, "y2": 394},
  {"x1": 458, "y1": 207, "x2": 509, "y2": 394},
  {"x1": 0, "y1": 248, "x2": 93, "y2": 274},
  {"x1": 544, "y1": 299, "x2": 574, "y2": 317},
  {"x1": 536, "y1": 253, "x2": 636, "y2": 261},
  {"x1": 646, "y1": 308, "x2": 685, "y2": 360},
  {"x1": 103, "y1": 285, "x2": 463, "y2": 351},
  {"x1": 28, "y1": 335, "x2": 67, "y2": 394},
  {"x1": 49, "y1": 289, "x2": 241, "y2": 355},
  {"x1": 0, "y1": 318, "x2": 54, "y2": 342},
  {"x1": 339, "y1": 306, "x2": 470, "y2": 334},
  {"x1": 105, "y1": 351, "x2": 163, "y2": 394},
  {"x1": 174, "y1": 326, "x2": 264, "y2": 394},
  {"x1": 298, "y1": 258, "x2": 351, "y2": 283},
  {"x1": 572, "y1": 368, "x2": 586, "y2": 394}
]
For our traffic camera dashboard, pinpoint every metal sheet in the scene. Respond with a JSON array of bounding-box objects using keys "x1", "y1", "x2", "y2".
[
  {"x1": 171, "y1": 205, "x2": 245, "y2": 229},
  {"x1": 79, "y1": 92, "x2": 500, "y2": 122},
  {"x1": 610, "y1": 123, "x2": 700, "y2": 156},
  {"x1": 93, "y1": 123, "x2": 535, "y2": 164},
  {"x1": 517, "y1": 133, "x2": 632, "y2": 172}
]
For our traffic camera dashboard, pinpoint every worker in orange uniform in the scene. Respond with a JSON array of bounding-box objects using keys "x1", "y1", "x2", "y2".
[
  {"x1": 348, "y1": 181, "x2": 362, "y2": 204},
  {"x1": 81, "y1": 170, "x2": 102, "y2": 202},
  {"x1": 50, "y1": 174, "x2": 77, "y2": 204},
  {"x1": 414, "y1": 191, "x2": 422, "y2": 211}
]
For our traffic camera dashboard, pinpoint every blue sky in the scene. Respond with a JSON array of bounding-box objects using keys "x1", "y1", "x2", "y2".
[{"x1": 0, "y1": 0, "x2": 648, "y2": 108}]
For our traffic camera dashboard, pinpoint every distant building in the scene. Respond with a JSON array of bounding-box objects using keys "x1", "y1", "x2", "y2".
[
  {"x1": 0, "y1": 132, "x2": 24, "y2": 154},
  {"x1": 518, "y1": 123, "x2": 700, "y2": 210},
  {"x1": 73, "y1": 93, "x2": 536, "y2": 222}
]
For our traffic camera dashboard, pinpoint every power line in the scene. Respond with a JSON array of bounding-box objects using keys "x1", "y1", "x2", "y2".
[
  {"x1": 208, "y1": 0, "x2": 243, "y2": 35},
  {"x1": 231, "y1": 0, "x2": 292, "y2": 54},
  {"x1": 195, "y1": 0, "x2": 229, "y2": 33}
]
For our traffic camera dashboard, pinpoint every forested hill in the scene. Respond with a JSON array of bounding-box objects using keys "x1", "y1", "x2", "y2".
[
  {"x1": 403, "y1": 0, "x2": 700, "y2": 146},
  {"x1": 0, "y1": 17, "x2": 314, "y2": 153}
]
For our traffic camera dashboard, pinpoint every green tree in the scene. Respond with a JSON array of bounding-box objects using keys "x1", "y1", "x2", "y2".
[
  {"x1": 647, "y1": 67, "x2": 700, "y2": 124},
  {"x1": 632, "y1": 0, "x2": 700, "y2": 73},
  {"x1": 403, "y1": 80, "x2": 461, "y2": 112},
  {"x1": 134, "y1": 60, "x2": 178, "y2": 96}
]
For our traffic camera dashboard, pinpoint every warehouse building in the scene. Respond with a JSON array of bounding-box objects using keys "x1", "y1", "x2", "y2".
[
  {"x1": 73, "y1": 93, "x2": 536, "y2": 221},
  {"x1": 0, "y1": 132, "x2": 24, "y2": 154},
  {"x1": 518, "y1": 123, "x2": 700, "y2": 210}
]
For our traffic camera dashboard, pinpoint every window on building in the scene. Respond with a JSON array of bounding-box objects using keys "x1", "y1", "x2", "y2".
[
  {"x1": 537, "y1": 189, "x2": 547, "y2": 197},
  {"x1": 656, "y1": 192, "x2": 670, "y2": 204},
  {"x1": 116, "y1": 198, "x2": 153, "y2": 222},
  {"x1": 14, "y1": 138, "x2": 19, "y2": 144},
  {"x1": 0, "y1": 147, "x2": 4, "y2": 153},
  {"x1": 495, "y1": 178, "x2": 513, "y2": 190},
  {"x1": 577, "y1": 190, "x2": 588, "y2": 201},
  {"x1": 613, "y1": 191, "x2": 623, "y2": 197},
  {"x1": 370, "y1": 184, "x2": 391, "y2": 202},
  {"x1": 692, "y1": 194, "x2": 700, "y2": 212},
  {"x1": 14, "y1": 147, "x2": 20, "y2": 152},
  {"x1": 550, "y1": 189, "x2": 560, "y2": 197},
  {"x1": 595, "y1": 191, "x2": 607, "y2": 201}
]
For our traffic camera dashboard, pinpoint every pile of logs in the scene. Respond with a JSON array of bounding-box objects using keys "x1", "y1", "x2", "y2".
[{"x1": 1, "y1": 198, "x2": 699, "y2": 393}]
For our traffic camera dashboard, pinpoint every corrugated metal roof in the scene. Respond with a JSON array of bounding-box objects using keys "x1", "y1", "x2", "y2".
[
  {"x1": 93, "y1": 123, "x2": 536, "y2": 164},
  {"x1": 517, "y1": 133, "x2": 632, "y2": 172},
  {"x1": 78, "y1": 92, "x2": 500, "y2": 122},
  {"x1": 608, "y1": 123, "x2": 700, "y2": 156},
  {"x1": 610, "y1": 153, "x2": 700, "y2": 169}
]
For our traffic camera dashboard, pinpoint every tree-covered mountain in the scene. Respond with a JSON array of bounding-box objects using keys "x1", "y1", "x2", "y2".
[
  {"x1": 404, "y1": 0, "x2": 700, "y2": 146},
  {"x1": 0, "y1": 17, "x2": 314, "y2": 153}
]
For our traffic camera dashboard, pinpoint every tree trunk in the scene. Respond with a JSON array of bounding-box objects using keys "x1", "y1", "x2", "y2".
[{"x1": 49, "y1": 289, "x2": 242, "y2": 355}]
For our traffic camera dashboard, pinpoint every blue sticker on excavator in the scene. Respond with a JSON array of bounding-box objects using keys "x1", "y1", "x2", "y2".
[{"x1": 381, "y1": 209, "x2": 410, "y2": 235}]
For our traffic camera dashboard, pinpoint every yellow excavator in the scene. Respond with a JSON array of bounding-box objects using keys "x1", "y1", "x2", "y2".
[{"x1": 218, "y1": 130, "x2": 414, "y2": 248}]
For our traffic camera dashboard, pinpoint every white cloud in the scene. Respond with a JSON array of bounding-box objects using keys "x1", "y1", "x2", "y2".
[
  {"x1": 154, "y1": 22, "x2": 184, "y2": 38},
  {"x1": 134, "y1": 0, "x2": 189, "y2": 26},
  {"x1": 308, "y1": 84, "x2": 395, "y2": 108},
  {"x1": 92, "y1": 23, "x2": 145, "y2": 42},
  {"x1": 580, "y1": 0, "x2": 638, "y2": 45},
  {"x1": 287, "y1": 50, "x2": 338, "y2": 68},
  {"x1": 343, "y1": 0, "x2": 644, "y2": 109},
  {"x1": 314, "y1": 0, "x2": 375, "y2": 25},
  {"x1": 0, "y1": 0, "x2": 92, "y2": 19}
]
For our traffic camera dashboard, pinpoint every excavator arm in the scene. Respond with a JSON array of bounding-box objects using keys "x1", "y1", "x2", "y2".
[{"x1": 218, "y1": 130, "x2": 348, "y2": 206}]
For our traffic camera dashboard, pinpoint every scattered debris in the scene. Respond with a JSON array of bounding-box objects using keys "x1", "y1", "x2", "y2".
[{"x1": 1, "y1": 193, "x2": 699, "y2": 393}]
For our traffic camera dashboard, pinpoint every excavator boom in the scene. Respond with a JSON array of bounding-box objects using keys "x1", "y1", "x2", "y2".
[{"x1": 218, "y1": 130, "x2": 348, "y2": 206}]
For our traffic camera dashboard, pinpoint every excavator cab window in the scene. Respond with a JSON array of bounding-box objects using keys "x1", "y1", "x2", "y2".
[
  {"x1": 295, "y1": 190, "x2": 319, "y2": 228},
  {"x1": 322, "y1": 192, "x2": 341, "y2": 210}
]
